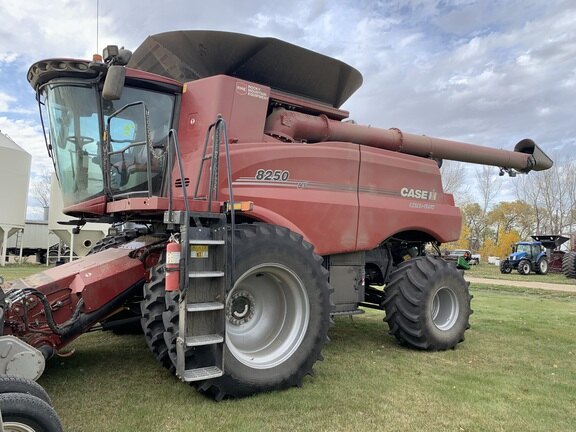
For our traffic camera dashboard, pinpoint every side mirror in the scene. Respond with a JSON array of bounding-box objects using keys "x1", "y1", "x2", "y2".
[{"x1": 102, "y1": 65, "x2": 126, "y2": 100}]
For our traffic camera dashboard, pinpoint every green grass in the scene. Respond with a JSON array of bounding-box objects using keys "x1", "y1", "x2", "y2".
[
  {"x1": 0, "y1": 263, "x2": 47, "y2": 281},
  {"x1": 3, "y1": 265, "x2": 576, "y2": 431},
  {"x1": 466, "y1": 262, "x2": 576, "y2": 285},
  {"x1": 36, "y1": 286, "x2": 575, "y2": 432}
]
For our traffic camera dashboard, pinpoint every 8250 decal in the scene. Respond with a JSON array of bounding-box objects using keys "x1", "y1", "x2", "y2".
[{"x1": 255, "y1": 169, "x2": 290, "y2": 181}]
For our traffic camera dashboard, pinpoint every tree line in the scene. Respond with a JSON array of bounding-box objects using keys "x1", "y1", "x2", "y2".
[{"x1": 442, "y1": 156, "x2": 576, "y2": 258}]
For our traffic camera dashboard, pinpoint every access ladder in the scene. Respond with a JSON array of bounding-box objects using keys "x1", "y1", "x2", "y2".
[{"x1": 166, "y1": 211, "x2": 229, "y2": 382}]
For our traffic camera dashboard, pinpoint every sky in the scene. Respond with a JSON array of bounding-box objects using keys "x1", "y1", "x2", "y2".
[{"x1": 0, "y1": 0, "x2": 574, "y2": 218}]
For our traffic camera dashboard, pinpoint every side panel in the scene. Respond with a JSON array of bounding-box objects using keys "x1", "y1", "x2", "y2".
[
  {"x1": 227, "y1": 142, "x2": 360, "y2": 255},
  {"x1": 357, "y1": 146, "x2": 461, "y2": 250},
  {"x1": 329, "y1": 252, "x2": 365, "y2": 313},
  {"x1": 175, "y1": 75, "x2": 270, "y2": 199}
]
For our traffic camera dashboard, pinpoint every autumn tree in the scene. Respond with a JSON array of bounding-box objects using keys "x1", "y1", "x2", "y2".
[
  {"x1": 515, "y1": 157, "x2": 576, "y2": 234},
  {"x1": 460, "y1": 202, "x2": 488, "y2": 246},
  {"x1": 487, "y1": 200, "x2": 535, "y2": 241}
]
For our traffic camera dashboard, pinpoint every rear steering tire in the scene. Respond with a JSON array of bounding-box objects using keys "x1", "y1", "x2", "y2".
[
  {"x1": 536, "y1": 258, "x2": 549, "y2": 275},
  {"x1": 562, "y1": 251, "x2": 576, "y2": 278},
  {"x1": 383, "y1": 256, "x2": 472, "y2": 350}
]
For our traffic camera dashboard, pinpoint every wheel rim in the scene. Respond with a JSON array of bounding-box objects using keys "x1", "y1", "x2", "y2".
[
  {"x1": 3, "y1": 422, "x2": 36, "y2": 432},
  {"x1": 540, "y1": 261, "x2": 548, "y2": 272},
  {"x1": 522, "y1": 263, "x2": 530, "y2": 273},
  {"x1": 431, "y1": 286, "x2": 460, "y2": 331},
  {"x1": 226, "y1": 263, "x2": 310, "y2": 369}
]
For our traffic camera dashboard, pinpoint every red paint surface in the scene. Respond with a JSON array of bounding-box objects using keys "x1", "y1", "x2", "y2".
[{"x1": 4, "y1": 240, "x2": 157, "y2": 350}]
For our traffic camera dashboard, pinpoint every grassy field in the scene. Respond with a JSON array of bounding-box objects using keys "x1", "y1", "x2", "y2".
[
  {"x1": 466, "y1": 261, "x2": 576, "y2": 285},
  {"x1": 0, "y1": 263, "x2": 45, "y2": 280},
  {"x1": 2, "y1": 264, "x2": 576, "y2": 431}
]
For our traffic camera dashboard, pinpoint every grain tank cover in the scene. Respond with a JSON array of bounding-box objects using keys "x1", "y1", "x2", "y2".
[{"x1": 128, "y1": 30, "x2": 363, "y2": 108}]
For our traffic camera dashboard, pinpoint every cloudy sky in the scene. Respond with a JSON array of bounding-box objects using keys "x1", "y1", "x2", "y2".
[{"x1": 0, "y1": 0, "x2": 574, "y2": 218}]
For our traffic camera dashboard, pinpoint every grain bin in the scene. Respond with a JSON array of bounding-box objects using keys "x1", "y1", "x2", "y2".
[
  {"x1": 48, "y1": 173, "x2": 108, "y2": 257},
  {"x1": 0, "y1": 132, "x2": 31, "y2": 266}
]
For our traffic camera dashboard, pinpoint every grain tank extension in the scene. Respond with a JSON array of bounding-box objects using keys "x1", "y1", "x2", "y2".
[{"x1": 0, "y1": 31, "x2": 552, "y2": 399}]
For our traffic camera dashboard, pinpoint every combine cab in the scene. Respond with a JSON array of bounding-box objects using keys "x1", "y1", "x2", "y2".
[{"x1": 0, "y1": 31, "x2": 553, "y2": 399}]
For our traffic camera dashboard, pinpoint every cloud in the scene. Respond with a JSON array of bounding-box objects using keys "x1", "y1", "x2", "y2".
[
  {"x1": 0, "y1": 92, "x2": 16, "y2": 111},
  {"x1": 0, "y1": 52, "x2": 18, "y2": 63},
  {"x1": 341, "y1": 1, "x2": 576, "y2": 150},
  {"x1": 0, "y1": 0, "x2": 574, "y2": 217},
  {"x1": 0, "y1": 116, "x2": 52, "y2": 178}
]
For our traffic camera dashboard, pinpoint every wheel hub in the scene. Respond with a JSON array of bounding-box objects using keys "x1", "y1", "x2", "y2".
[
  {"x1": 225, "y1": 263, "x2": 310, "y2": 369},
  {"x1": 431, "y1": 286, "x2": 459, "y2": 331},
  {"x1": 3, "y1": 422, "x2": 36, "y2": 432},
  {"x1": 227, "y1": 291, "x2": 255, "y2": 325}
]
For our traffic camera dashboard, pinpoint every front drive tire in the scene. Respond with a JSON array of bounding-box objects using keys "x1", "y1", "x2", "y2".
[
  {"x1": 499, "y1": 261, "x2": 512, "y2": 274},
  {"x1": 141, "y1": 261, "x2": 174, "y2": 373},
  {"x1": 383, "y1": 256, "x2": 472, "y2": 351},
  {"x1": 0, "y1": 393, "x2": 63, "y2": 432},
  {"x1": 173, "y1": 224, "x2": 331, "y2": 400}
]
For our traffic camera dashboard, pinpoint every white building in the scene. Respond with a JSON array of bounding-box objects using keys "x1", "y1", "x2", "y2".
[{"x1": 0, "y1": 131, "x2": 31, "y2": 267}]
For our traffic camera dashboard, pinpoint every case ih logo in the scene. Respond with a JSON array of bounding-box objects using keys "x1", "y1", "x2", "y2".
[{"x1": 400, "y1": 187, "x2": 437, "y2": 200}]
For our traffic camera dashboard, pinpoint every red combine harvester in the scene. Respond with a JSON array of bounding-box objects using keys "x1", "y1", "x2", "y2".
[{"x1": 0, "y1": 31, "x2": 552, "y2": 399}]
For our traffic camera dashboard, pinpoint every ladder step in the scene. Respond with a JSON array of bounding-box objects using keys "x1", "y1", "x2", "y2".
[
  {"x1": 188, "y1": 271, "x2": 225, "y2": 278},
  {"x1": 185, "y1": 334, "x2": 224, "y2": 347},
  {"x1": 186, "y1": 302, "x2": 224, "y2": 312},
  {"x1": 189, "y1": 239, "x2": 225, "y2": 245},
  {"x1": 182, "y1": 366, "x2": 223, "y2": 382}
]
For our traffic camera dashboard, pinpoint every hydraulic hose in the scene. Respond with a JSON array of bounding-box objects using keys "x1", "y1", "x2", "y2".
[{"x1": 12, "y1": 289, "x2": 85, "y2": 336}]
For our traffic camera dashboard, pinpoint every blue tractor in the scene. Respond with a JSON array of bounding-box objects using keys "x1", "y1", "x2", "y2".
[{"x1": 499, "y1": 237, "x2": 549, "y2": 275}]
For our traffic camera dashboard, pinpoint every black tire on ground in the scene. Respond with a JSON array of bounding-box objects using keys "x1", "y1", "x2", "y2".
[
  {"x1": 165, "y1": 224, "x2": 332, "y2": 400},
  {"x1": 0, "y1": 393, "x2": 63, "y2": 432},
  {"x1": 535, "y1": 258, "x2": 549, "y2": 275},
  {"x1": 562, "y1": 251, "x2": 576, "y2": 279},
  {"x1": 0, "y1": 375, "x2": 52, "y2": 406},
  {"x1": 517, "y1": 259, "x2": 531, "y2": 275},
  {"x1": 499, "y1": 261, "x2": 512, "y2": 274},
  {"x1": 383, "y1": 256, "x2": 472, "y2": 351},
  {"x1": 140, "y1": 261, "x2": 174, "y2": 372}
]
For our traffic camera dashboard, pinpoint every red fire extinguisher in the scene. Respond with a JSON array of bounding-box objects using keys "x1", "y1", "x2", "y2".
[{"x1": 165, "y1": 235, "x2": 180, "y2": 292}]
